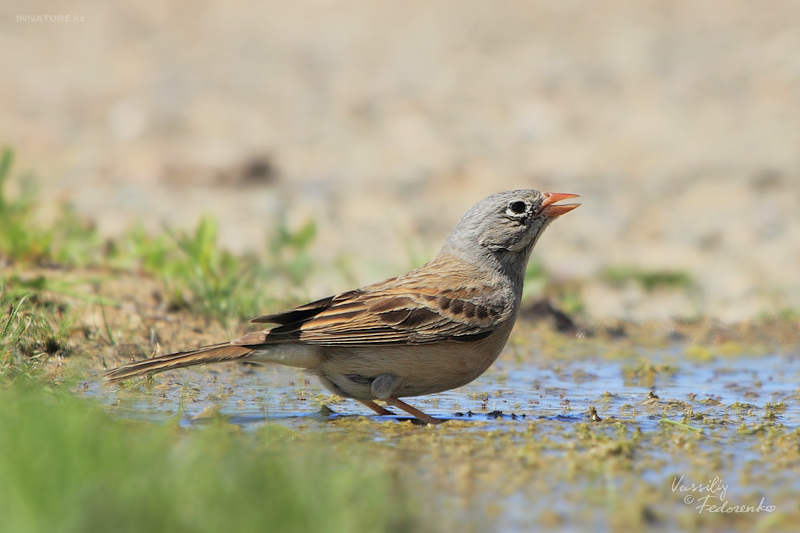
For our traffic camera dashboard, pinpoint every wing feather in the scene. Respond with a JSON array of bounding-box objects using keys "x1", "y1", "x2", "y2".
[{"x1": 247, "y1": 261, "x2": 513, "y2": 347}]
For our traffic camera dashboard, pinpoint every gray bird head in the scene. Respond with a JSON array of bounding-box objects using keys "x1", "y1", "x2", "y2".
[{"x1": 439, "y1": 189, "x2": 580, "y2": 281}]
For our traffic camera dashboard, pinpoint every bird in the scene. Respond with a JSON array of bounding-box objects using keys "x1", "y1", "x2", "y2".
[{"x1": 103, "y1": 189, "x2": 580, "y2": 424}]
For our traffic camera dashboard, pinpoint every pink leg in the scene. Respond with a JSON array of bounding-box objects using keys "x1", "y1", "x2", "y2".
[
  {"x1": 358, "y1": 399, "x2": 395, "y2": 416},
  {"x1": 385, "y1": 397, "x2": 443, "y2": 425}
]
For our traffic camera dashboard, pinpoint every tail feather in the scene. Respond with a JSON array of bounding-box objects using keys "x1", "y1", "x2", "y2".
[{"x1": 102, "y1": 343, "x2": 254, "y2": 383}]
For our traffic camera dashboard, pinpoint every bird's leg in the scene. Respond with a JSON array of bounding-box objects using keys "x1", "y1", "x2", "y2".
[
  {"x1": 385, "y1": 397, "x2": 443, "y2": 425},
  {"x1": 358, "y1": 399, "x2": 395, "y2": 416}
]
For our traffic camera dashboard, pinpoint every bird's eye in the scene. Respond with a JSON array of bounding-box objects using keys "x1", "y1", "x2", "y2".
[{"x1": 507, "y1": 201, "x2": 527, "y2": 215}]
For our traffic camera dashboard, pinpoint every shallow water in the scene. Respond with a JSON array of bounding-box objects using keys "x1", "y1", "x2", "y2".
[
  {"x1": 95, "y1": 346, "x2": 800, "y2": 430},
  {"x1": 91, "y1": 339, "x2": 800, "y2": 531}
]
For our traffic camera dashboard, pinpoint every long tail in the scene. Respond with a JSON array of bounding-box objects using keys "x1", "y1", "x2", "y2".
[{"x1": 102, "y1": 343, "x2": 254, "y2": 383}]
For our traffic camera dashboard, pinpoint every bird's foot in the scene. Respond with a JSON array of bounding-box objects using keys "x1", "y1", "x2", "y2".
[{"x1": 385, "y1": 397, "x2": 443, "y2": 425}]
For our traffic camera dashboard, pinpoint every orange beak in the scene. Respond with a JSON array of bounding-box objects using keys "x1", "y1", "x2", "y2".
[{"x1": 541, "y1": 192, "x2": 580, "y2": 217}]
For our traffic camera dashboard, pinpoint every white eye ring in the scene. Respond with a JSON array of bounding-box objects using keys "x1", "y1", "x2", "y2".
[{"x1": 506, "y1": 201, "x2": 528, "y2": 218}]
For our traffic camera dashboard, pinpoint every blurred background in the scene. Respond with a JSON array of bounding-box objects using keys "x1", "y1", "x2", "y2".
[{"x1": 2, "y1": 0, "x2": 799, "y2": 321}]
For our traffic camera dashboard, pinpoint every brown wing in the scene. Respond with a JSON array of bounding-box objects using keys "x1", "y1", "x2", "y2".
[
  {"x1": 243, "y1": 266, "x2": 512, "y2": 347},
  {"x1": 250, "y1": 289, "x2": 363, "y2": 325}
]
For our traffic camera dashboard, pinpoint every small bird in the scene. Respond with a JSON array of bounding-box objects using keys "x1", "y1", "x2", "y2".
[{"x1": 103, "y1": 190, "x2": 579, "y2": 424}]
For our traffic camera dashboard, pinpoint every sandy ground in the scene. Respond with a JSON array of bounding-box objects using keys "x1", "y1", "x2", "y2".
[{"x1": 2, "y1": 0, "x2": 800, "y2": 321}]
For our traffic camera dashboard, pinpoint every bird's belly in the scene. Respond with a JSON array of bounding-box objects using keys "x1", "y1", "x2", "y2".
[{"x1": 315, "y1": 323, "x2": 514, "y2": 399}]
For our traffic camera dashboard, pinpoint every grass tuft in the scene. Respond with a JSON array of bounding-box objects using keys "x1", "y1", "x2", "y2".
[
  {"x1": 0, "y1": 382, "x2": 424, "y2": 533},
  {"x1": 601, "y1": 266, "x2": 694, "y2": 292},
  {"x1": 0, "y1": 148, "x2": 102, "y2": 267},
  {"x1": 0, "y1": 147, "x2": 316, "y2": 323}
]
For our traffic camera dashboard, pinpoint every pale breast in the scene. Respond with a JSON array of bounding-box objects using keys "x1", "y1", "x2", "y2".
[{"x1": 314, "y1": 319, "x2": 516, "y2": 399}]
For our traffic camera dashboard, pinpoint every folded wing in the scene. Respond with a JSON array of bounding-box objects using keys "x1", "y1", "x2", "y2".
[{"x1": 243, "y1": 272, "x2": 511, "y2": 347}]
